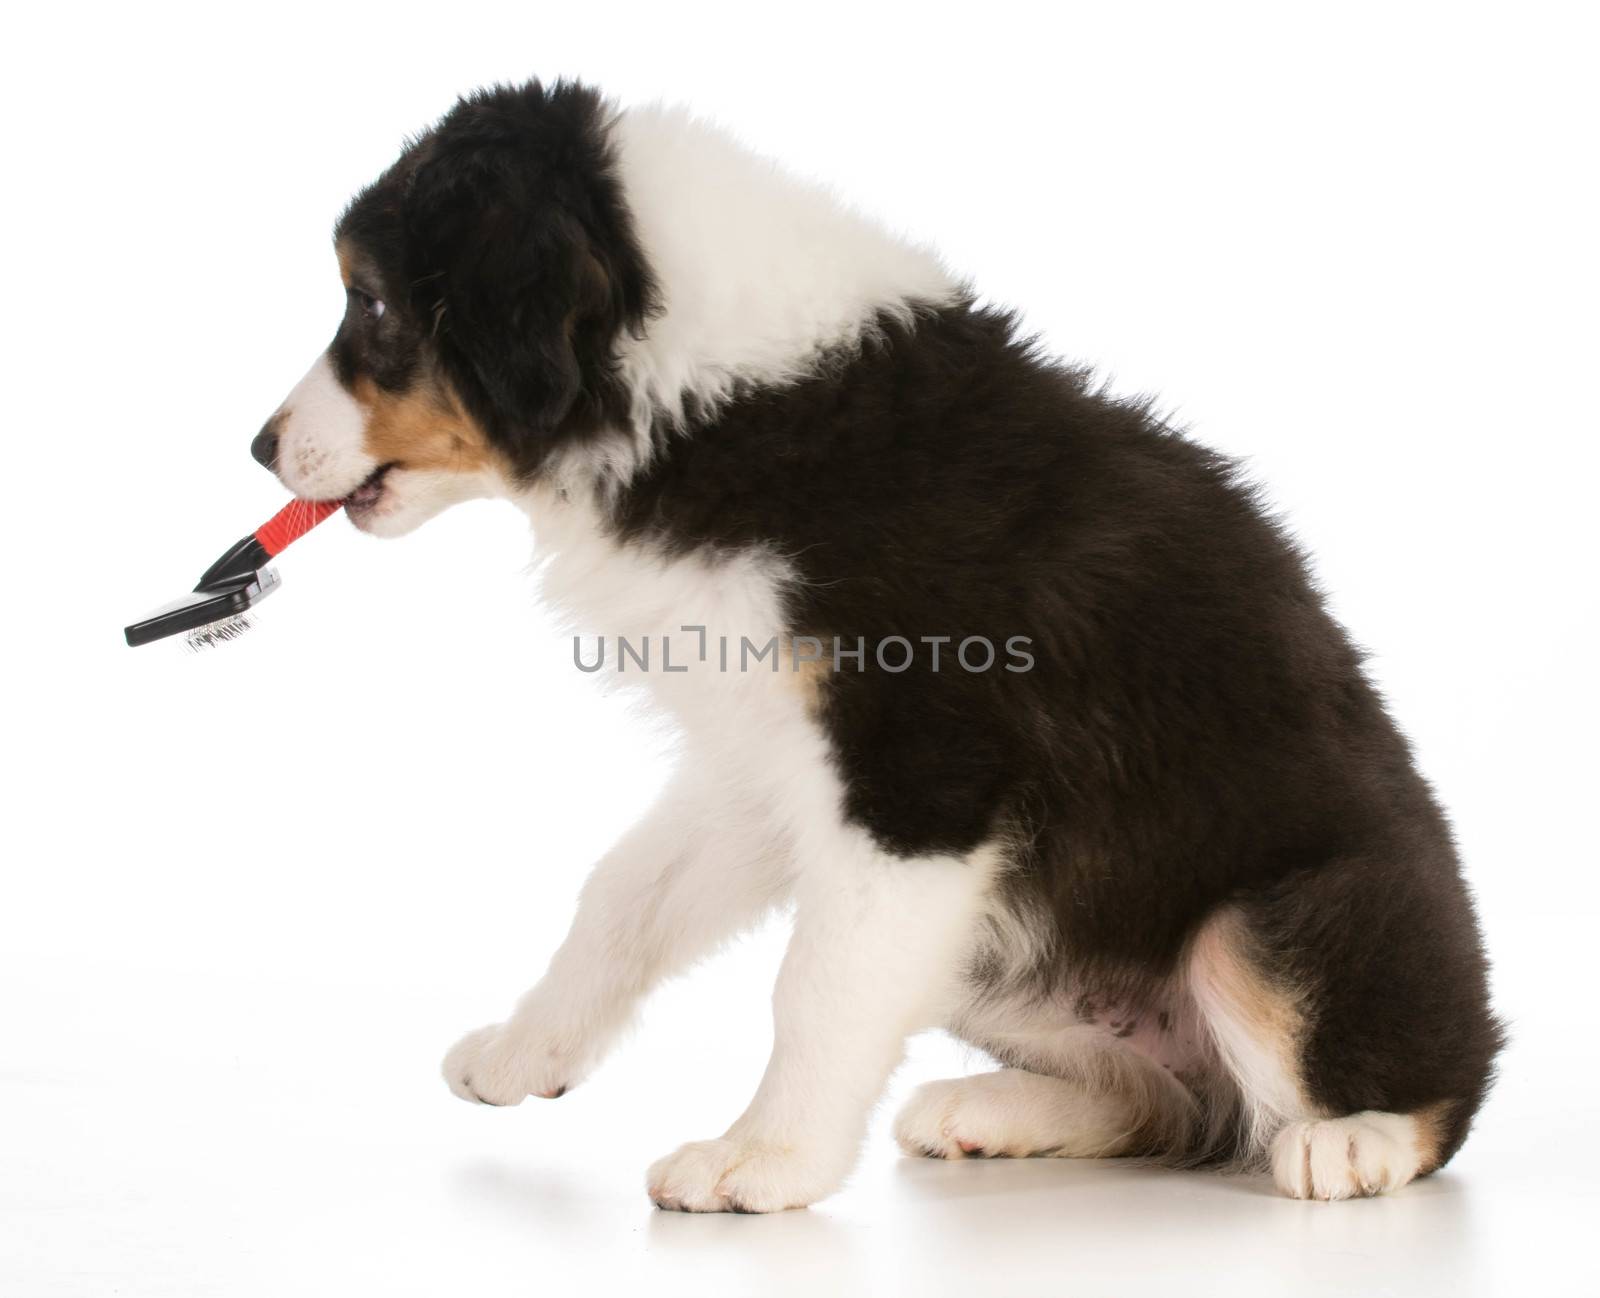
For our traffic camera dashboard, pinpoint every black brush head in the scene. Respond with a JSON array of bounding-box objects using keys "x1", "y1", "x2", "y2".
[{"x1": 123, "y1": 569, "x2": 280, "y2": 647}]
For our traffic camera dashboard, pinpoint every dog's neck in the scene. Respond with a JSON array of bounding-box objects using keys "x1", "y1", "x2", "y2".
[{"x1": 544, "y1": 105, "x2": 960, "y2": 497}]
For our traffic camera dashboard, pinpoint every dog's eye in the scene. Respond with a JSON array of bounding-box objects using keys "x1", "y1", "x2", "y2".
[{"x1": 351, "y1": 288, "x2": 386, "y2": 321}]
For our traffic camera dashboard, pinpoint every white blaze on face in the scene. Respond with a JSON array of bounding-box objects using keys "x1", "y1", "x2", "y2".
[{"x1": 271, "y1": 352, "x2": 377, "y2": 499}]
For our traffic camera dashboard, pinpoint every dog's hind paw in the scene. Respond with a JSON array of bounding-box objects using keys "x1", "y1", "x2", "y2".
[
  {"x1": 894, "y1": 1069, "x2": 1143, "y2": 1160},
  {"x1": 1270, "y1": 1112, "x2": 1427, "y2": 1200}
]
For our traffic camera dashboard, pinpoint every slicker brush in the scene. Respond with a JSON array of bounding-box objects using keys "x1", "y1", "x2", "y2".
[{"x1": 123, "y1": 498, "x2": 342, "y2": 649}]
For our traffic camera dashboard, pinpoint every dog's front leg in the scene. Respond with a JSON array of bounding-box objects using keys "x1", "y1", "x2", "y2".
[
  {"x1": 443, "y1": 765, "x2": 792, "y2": 1105},
  {"x1": 646, "y1": 832, "x2": 997, "y2": 1213}
]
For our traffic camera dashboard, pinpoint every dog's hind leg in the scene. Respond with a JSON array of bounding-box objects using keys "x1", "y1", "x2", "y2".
[
  {"x1": 442, "y1": 758, "x2": 793, "y2": 1106},
  {"x1": 1186, "y1": 851, "x2": 1503, "y2": 1200}
]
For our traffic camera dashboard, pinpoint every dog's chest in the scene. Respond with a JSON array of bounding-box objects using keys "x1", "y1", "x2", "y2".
[{"x1": 527, "y1": 491, "x2": 824, "y2": 763}]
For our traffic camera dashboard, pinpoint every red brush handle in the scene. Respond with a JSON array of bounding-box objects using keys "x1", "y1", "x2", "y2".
[{"x1": 254, "y1": 498, "x2": 343, "y2": 558}]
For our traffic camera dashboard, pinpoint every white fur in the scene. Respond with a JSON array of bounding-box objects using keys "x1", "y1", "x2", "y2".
[
  {"x1": 567, "y1": 104, "x2": 961, "y2": 492},
  {"x1": 443, "y1": 761, "x2": 796, "y2": 1105},
  {"x1": 271, "y1": 353, "x2": 372, "y2": 499},
  {"x1": 519, "y1": 482, "x2": 797, "y2": 701},
  {"x1": 1270, "y1": 1112, "x2": 1427, "y2": 1200}
]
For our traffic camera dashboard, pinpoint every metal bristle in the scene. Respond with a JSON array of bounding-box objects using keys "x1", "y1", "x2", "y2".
[{"x1": 185, "y1": 614, "x2": 255, "y2": 652}]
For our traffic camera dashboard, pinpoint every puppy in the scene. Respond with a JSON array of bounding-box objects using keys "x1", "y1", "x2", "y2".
[{"x1": 255, "y1": 80, "x2": 1502, "y2": 1211}]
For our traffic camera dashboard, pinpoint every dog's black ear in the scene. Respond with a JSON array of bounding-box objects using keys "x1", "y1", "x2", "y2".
[
  {"x1": 396, "y1": 82, "x2": 657, "y2": 476},
  {"x1": 402, "y1": 150, "x2": 596, "y2": 467}
]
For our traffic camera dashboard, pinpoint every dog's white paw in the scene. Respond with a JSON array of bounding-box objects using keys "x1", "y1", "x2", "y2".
[
  {"x1": 646, "y1": 1137, "x2": 845, "y2": 1213},
  {"x1": 895, "y1": 1070, "x2": 1138, "y2": 1159},
  {"x1": 441, "y1": 1022, "x2": 572, "y2": 1106},
  {"x1": 895, "y1": 1076, "x2": 1009, "y2": 1158},
  {"x1": 1270, "y1": 1112, "x2": 1425, "y2": 1200}
]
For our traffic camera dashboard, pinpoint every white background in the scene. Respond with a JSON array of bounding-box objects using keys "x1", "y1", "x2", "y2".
[{"x1": 3, "y1": 2, "x2": 1596, "y2": 1294}]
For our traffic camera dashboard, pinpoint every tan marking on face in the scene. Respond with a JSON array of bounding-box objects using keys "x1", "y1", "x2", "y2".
[
  {"x1": 352, "y1": 370, "x2": 504, "y2": 478},
  {"x1": 1411, "y1": 1099, "x2": 1454, "y2": 1174}
]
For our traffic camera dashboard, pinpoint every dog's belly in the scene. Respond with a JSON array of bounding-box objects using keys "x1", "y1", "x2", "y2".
[{"x1": 949, "y1": 979, "x2": 1214, "y2": 1086}]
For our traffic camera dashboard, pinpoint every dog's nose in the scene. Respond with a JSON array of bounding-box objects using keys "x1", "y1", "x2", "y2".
[{"x1": 251, "y1": 414, "x2": 283, "y2": 470}]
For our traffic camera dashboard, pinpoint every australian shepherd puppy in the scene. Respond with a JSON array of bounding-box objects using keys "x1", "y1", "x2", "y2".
[{"x1": 254, "y1": 80, "x2": 1502, "y2": 1211}]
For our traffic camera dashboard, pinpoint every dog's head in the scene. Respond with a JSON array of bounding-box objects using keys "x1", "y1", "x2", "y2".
[{"x1": 256, "y1": 81, "x2": 656, "y2": 535}]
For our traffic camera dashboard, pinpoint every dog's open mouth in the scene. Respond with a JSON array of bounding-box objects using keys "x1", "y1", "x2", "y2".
[{"x1": 346, "y1": 462, "x2": 397, "y2": 514}]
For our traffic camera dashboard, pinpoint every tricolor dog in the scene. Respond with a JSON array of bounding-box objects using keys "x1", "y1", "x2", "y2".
[{"x1": 255, "y1": 80, "x2": 1502, "y2": 1212}]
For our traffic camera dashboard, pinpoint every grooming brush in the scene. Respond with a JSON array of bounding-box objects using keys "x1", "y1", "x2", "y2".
[{"x1": 123, "y1": 498, "x2": 343, "y2": 649}]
